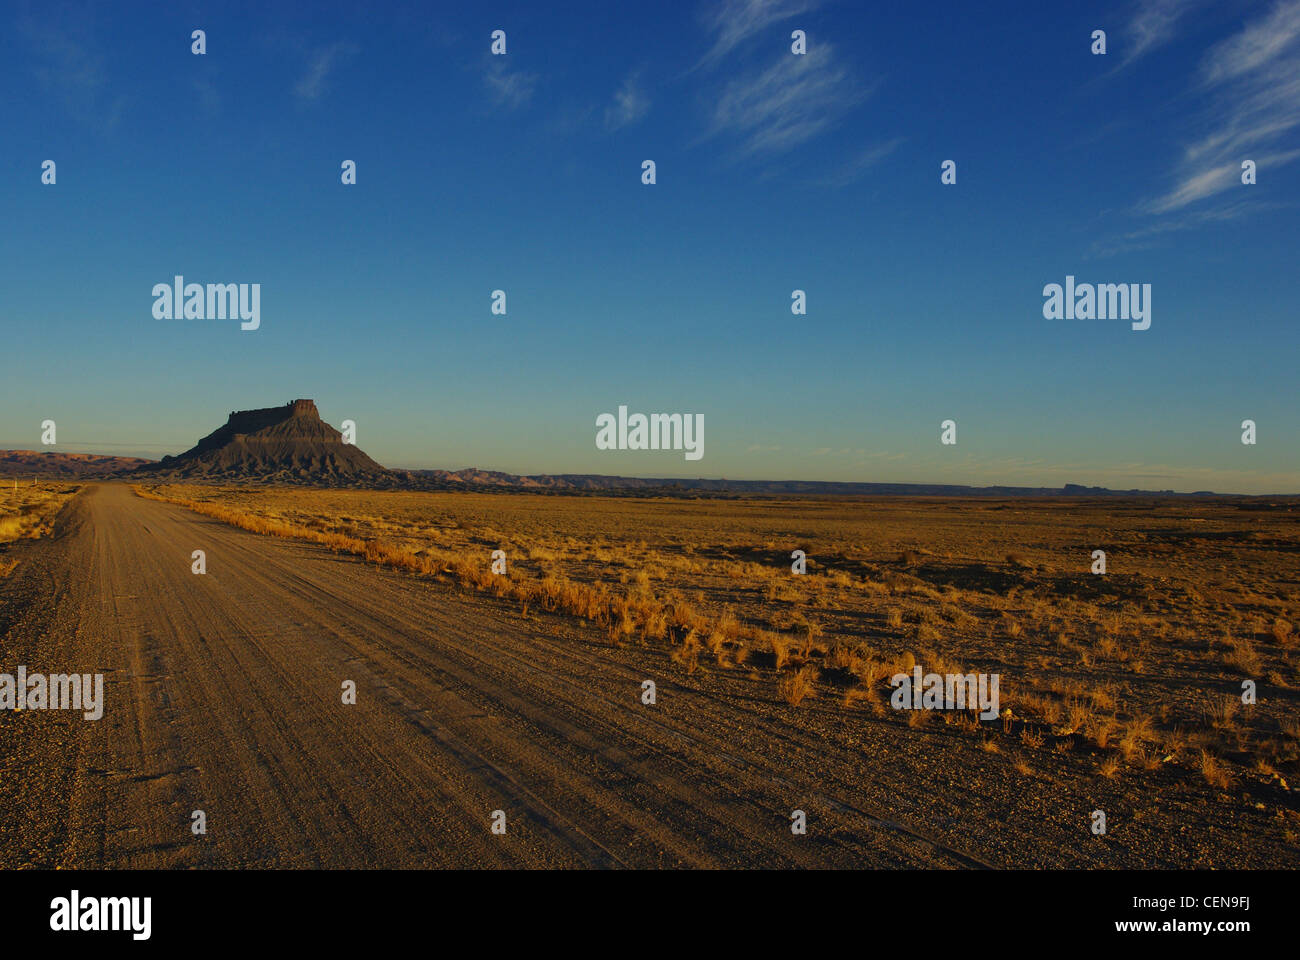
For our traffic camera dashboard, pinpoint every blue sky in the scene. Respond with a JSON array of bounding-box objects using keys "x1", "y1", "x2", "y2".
[{"x1": 2, "y1": 0, "x2": 1297, "y2": 492}]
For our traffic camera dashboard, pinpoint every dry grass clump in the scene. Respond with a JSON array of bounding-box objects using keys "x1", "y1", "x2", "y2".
[
  {"x1": 1223, "y1": 636, "x2": 1262, "y2": 674},
  {"x1": 1270, "y1": 618, "x2": 1295, "y2": 646},
  {"x1": 1118, "y1": 716, "x2": 1153, "y2": 760},
  {"x1": 1200, "y1": 750, "x2": 1235, "y2": 790},
  {"x1": 1019, "y1": 727, "x2": 1045, "y2": 749},
  {"x1": 1201, "y1": 695, "x2": 1240, "y2": 730},
  {"x1": 778, "y1": 665, "x2": 820, "y2": 706}
]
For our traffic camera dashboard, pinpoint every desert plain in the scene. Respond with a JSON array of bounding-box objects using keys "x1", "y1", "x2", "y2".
[{"x1": 2, "y1": 480, "x2": 1295, "y2": 867}]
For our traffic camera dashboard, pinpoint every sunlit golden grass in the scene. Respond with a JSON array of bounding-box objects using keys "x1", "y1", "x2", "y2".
[
  {"x1": 135, "y1": 484, "x2": 759, "y2": 663},
  {"x1": 0, "y1": 482, "x2": 78, "y2": 546},
  {"x1": 778, "y1": 664, "x2": 820, "y2": 706},
  {"x1": 131, "y1": 483, "x2": 1300, "y2": 791}
]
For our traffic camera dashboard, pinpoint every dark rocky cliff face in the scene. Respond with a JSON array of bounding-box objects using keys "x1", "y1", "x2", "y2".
[
  {"x1": 138, "y1": 400, "x2": 393, "y2": 485},
  {"x1": 188, "y1": 400, "x2": 333, "y2": 456}
]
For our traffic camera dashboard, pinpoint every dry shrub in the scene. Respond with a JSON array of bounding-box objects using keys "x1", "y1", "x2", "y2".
[
  {"x1": 671, "y1": 630, "x2": 701, "y2": 673},
  {"x1": 1020, "y1": 727, "x2": 1045, "y2": 749},
  {"x1": 1202, "y1": 695, "x2": 1240, "y2": 729},
  {"x1": 1119, "y1": 716, "x2": 1153, "y2": 759},
  {"x1": 1200, "y1": 751, "x2": 1235, "y2": 790},
  {"x1": 771, "y1": 634, "x2": 793, "y2": 670},
  {"x1": 778, "y1": 665, "x2": 819, "y2": 706},
  {"x1": 1223, "y1": 638, "x2": 1261, "y2": 674},
  {"x1": 1086, "y1": 715, "x2": 1117, "y2": 749},
  {"x1": 1270, "y1": 619, "x2": 1295, "y2": 646},
  {"x1": 826, "y1": 643, "x2": 862, "y2": 674}
]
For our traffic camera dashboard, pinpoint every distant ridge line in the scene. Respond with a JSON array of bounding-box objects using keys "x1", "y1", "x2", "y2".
[
  {"x1": 395, "y1": 471, "x2": 1245, "y2": 498},
  {"x1": 2, "y1": 448, "x2": 1293, "y2": 497}
]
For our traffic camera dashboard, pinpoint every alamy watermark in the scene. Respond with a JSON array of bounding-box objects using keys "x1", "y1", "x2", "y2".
[
  {"x1": 0, "y1": 667, "x2": 103, "y2": 720},
  {"x1": 50, "y1": 891, "x2": 150, "y2": 940},
  {"x1": 890, "y1": 664, "x2": 1000, "y2": 720},
  {"x1": 152, "y1": 275, "x2": 260, "y2": 330},
  {"x1": 1042, "y1": 275, "x2": 1150, "y2": 330},
  {"x1": 596, "y1": 405, "x2": 703, "y2": 461}
]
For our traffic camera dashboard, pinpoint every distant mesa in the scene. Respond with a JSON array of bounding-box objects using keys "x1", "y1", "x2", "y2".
[{"x1": 137, "y1": 399, "x2": 392, "y2": 485}]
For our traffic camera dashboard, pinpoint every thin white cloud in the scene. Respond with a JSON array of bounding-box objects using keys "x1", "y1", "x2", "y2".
[
  {"x1": 820, "y1": 137, "x2": 904, "y2": 186},
  {"x1": 295, "y1": 42, "x2": 356, "y2": 101},
  {"x1": 698, "y1": 0, "x2": 820, "y2": 68},
  {"x1": 1202, "y1": 0, "x2": 1300, "y2": 83},
  {"x1": 484, "y1": 58, "x2": 536, "y2": 109},
  {"x1": 1149, "y1": 160, "x2": 1241, "y2": 213},
  {"x1": 1090, "y1": 196, "x2": 1276, "y2": 256},
  {"x1": 606, "y1": 72, "x2": 650, "y2": 130},
  {"x1": 1119, "y1": 0, "x2": 1205, "y2": 67},
  {"x1": 20, "y1": 15, "x2": 127, "y2": 131},
  {"x1": 1143, "y1": 1, "x2": 1300, "y2": 215},
  {"x1": 707, "y1": 43, "x2": 863, "y2": 156}
]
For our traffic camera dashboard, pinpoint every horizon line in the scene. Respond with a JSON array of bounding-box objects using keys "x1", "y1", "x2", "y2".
[{"x1": 3, "y1": 446, "x2": 1297, "y2": 498}]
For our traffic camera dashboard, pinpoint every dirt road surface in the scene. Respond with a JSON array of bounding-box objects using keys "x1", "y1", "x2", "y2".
[{"x1": 0, "y1": 485, "x2": 1282, "y2": 868}]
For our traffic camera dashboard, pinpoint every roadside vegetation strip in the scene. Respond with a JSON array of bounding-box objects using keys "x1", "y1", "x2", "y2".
[
  {"x1": 128, "y1": 485, "x2": 978, "y2": 705},
  {"x1": 122, "y1": 487, "x2": 1093, "y2": 737},
  {"x1": 0, "y1": 482, "x2": 81, "y2": 572},
  {"x1": 133, "y1": 483, "x2": 771, "y2": 656},
  {"x1": 129, "y1": 483, "x2": 1293, "y2": 794}
]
